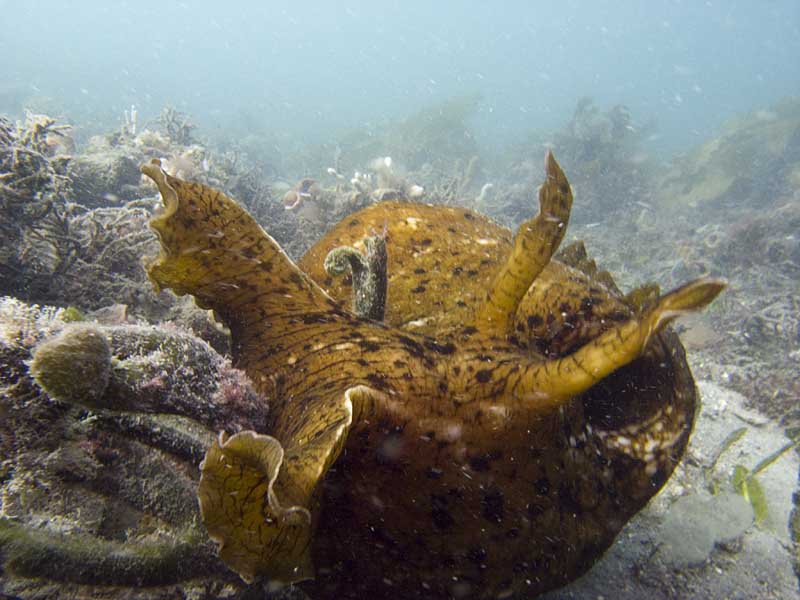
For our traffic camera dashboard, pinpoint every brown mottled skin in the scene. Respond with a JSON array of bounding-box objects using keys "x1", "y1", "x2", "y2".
[{"x1": 141, "y1": 154, "x2": 723, "y2": 599}]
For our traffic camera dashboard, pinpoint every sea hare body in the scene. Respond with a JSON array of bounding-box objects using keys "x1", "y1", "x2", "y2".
[{"x1": 141, "y1": 154, "x2": 723, "y2": 599}]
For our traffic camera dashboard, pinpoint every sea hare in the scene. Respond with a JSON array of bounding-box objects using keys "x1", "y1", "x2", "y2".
[{"x1": 141, "y1": 153, "x2": 724, "y2": 599}]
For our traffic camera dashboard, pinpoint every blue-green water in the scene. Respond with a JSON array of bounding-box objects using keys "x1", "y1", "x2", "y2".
[{"x1": 1, "y1": 0, "x2": 798, "y2": 155}]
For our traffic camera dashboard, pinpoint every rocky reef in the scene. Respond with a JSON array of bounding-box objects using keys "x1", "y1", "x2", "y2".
[
  {"x1": 0, "y1": 111, "x2": 165, "y2": 318},
  {"x1": 654, "y1": 97, "x2": 800, "y2": 214},
  {"x1": 0, "y1": 297, "x2": 268, "y2": 598},
  {"x1": 0, "y1": 113, "x2": 73, "y2": 301},
  {"x1": 487, "y1": 98, "x2": 655, "y2": 226}
]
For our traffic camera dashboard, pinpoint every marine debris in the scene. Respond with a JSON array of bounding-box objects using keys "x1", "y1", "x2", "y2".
[{"x1": 282, "y1": 177, "x2": 322, "y2": 212}]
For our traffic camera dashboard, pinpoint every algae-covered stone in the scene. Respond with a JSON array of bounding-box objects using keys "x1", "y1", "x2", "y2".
[
  {"x1": 68, "y1": 149, "x2": 142, "y2": 206},
  {"x1": 654, "y1": 97, "x2": 800, "y2": 213},
  {"x1": 658, "y1": 492, "x2": 754, "y2": 568},
  {"x1": 29, "y1": 323, "x2": 111, "y2": 406},
  {"x1": 0, "y1": 518, "x2": 213, "y2": 587},
  {"x1": 1, "y1": 297, "x2": 270, "y2": 598}
]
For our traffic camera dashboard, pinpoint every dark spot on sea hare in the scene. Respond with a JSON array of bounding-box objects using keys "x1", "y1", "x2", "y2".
[
  {"x1": 534, "y1": 477, "x2": 550, "y2": 495},
  {"x1": 469, "y1": 450, "x2": 503, "y2": 473},
  {"x1": 431, "y1": 494, "x2": 455, "y2": 531},
  {"x1": 396, "y1": 335, "x2": 425, "y2": 358},
  {"x1": 580, "y1": 296, "x2": 598, "y2": 311},
  {"x1": 424, "y1": 340, "x2": 456, "y2": 355},
  {"x1": 359, "y1": 340, "x2": 381, "y2": 353},
  {"x1": 527, "y1": 502, "x2": 546, "y2": 518},
  {"x1": 469, "y1": 455, "x2": 490, "y2": 472},
  {"x1": 366, "y1": 372, "x2": 390, "y2": 391},
  {"x1": 481, "y1": 488, "x2": 505, "y2": 523},
  {"x1": 558, "y1": 483, "x2": 582, "y2": 515},
  {"x1": 475, "y1": 369, "x2": 492, "y2": 383},
  {"x1": 467, "y1": 546, "x2": 488, "y2": 565},
  {"x1": 527, "y1": 315, "x2": 543, "y2": 328}
]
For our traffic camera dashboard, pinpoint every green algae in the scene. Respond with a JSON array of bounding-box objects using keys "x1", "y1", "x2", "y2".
[
  {"x1": 711, "y1": 428, "x2": 800, "y2": 526},
  {"x1": 29, "y1": 324, "x2": 112, "y2": 406},
  {"x1": 0, "y1": 519, "x2": 214, "y2": 586},
  {"x1": 61, "y1": 306, "x2": 86, "y2": 322}
]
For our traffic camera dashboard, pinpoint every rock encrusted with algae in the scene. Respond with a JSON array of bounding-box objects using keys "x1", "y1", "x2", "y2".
[
  {"x1": 0, "y1": 114, "x2": 72, "y2": 297},
  {"x1": 29, "y1": 323, "x2": 113, "y2": 406},
  {"x1": 0, "y1": 112, "x2": 168, "y2": 316},
  {"x1": 0, "y1": 297, "x2": 269, "y2": 599},
  {"x1": 15, "y1": 304, "x2": 266, "y2": 432},
  {"x1": 654, "y1": 97, "x2": 800, "y2": 213}
]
